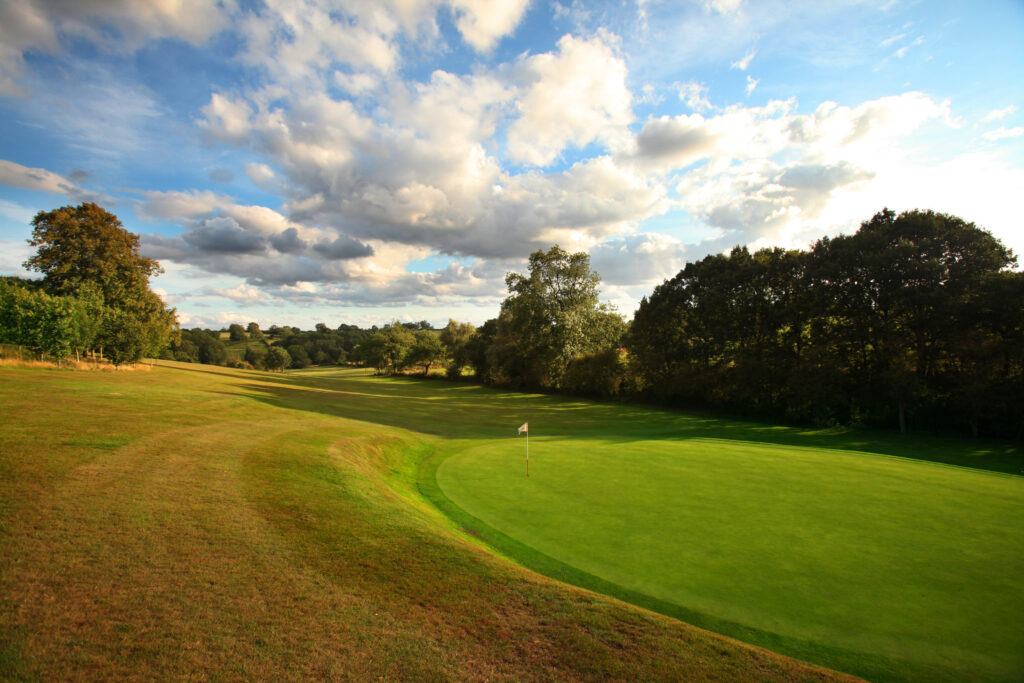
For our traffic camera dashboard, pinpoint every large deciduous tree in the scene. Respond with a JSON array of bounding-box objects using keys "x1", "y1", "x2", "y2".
[
  {"x1": 21, "y1": 203, "x2": 177, "y2": 364},
  {"x1": 25, "y1": 203, "x2": 163, "y2": 304},
  {"x1": 490, "y1": 245, "x2": 625, "y2": 389}
]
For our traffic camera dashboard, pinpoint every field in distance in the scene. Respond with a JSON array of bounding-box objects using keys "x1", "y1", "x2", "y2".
[{"x1": 1, "y1": 362, "x2": 1021, "y2": 681}]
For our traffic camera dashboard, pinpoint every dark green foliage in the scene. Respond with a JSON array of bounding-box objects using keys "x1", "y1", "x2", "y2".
[
  {"x1": 408, "y1": 330, "x2": 446, "y2": 375},
  {"x1": 243, "y1": 345, "x2": 267, "y2": 369},
  {"x1": 264, "y1": 345, "x2": 291, "y2": 371},
  {"x1": 463, "y1": 318, "x2": 497, "y2": 381},
  {"x1": 486, "y1": 245, "x2": 625, "y2": 389},
  {"x1": 228, "y1": 323, "x2": 247, "y2": 342},
  {"x1": 562, "y1": 348, "x2": 635, "y2": 398},
  {"x1": 170, "y1": 328, "x2": 227, "y2": 366},
  {"x1": 100, "y1": 307, "x2": 146, "y2": 366},
  {"x1": 15, "y1": 203, "x2": 178, "y2": 364},
  {"x1": 440, "y1": 319, "x2": 475, "y2": 378},
  {"x1": 629, "y1": 209, "x2": 1023, "y2": 437},
  {"x1": 354, "y1": 323, "x2": 416, "y2": 375},
  {"x1": 286, "y1": 344, "x2": 311, "y2": 368}
]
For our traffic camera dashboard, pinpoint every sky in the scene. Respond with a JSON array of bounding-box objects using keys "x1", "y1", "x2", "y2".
[{"x1": 0, "y1": 0, "x2": 1022, "y2": 330}]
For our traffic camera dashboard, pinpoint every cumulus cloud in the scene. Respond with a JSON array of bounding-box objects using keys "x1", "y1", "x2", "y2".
[
  {"x1": 137, "y1": 190, "x2": 376, "y2": 285},
  {"x1": 633, "y1": 92, "x2": 950, "y2": 173},
  {"x1": 0, "y1": 0, "x2": 231, "y2": 96},
  {"x1": 450, "y1": 0, "x2": 531, "y2": 52},
  {"x1": 589, "y1": 233, "x2": 688, "y2": 286},
  {"x1": 506, "y1": 34, "x2": 634, "y2": 166},
  {"x1": 199, "y1": 94, "x2": 253, "y2": 145}
]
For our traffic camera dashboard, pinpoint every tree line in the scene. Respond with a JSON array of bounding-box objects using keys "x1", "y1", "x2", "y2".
[
  {"x1": 4, "y1": 203, "x2": 1021, "y2": 437},
  {"x1": 629, "y1": 210, "x2": 1024, "y2": 437},
  {"x1": 417, "y1": 211, "x2": 1023, "y2": 439}
]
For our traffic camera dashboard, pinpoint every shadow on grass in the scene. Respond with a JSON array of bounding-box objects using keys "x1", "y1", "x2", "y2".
[{"x1": 185, "y1": 365, "x2": 1024, "y2": 476}]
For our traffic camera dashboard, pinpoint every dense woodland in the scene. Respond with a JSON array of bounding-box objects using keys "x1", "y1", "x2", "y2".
[{"x1": 2, "y1": 203, "x2": 1022, "y2": 438}]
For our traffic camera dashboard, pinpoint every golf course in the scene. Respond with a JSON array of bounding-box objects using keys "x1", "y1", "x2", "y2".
[{"x1": 1, "y1": 361, "x2": 1022, "y2": 681}]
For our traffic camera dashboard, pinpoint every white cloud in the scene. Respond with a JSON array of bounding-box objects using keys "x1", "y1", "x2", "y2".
[
  {"x1": 238, "y1": 0, "x2": 399, "y2": 92},
  {"x1": 506, "y1": 34, "x2": 634, "y2": 166},
  {"x1": 731, "y1": 48, "x2": 757, "y2": 70},
  {"x1": 589, "y1": 233, "x2": 688, "y2": 286},
  {"x1": 982, "y1": 106, "x2": 1017, "y2": 123},
  {"x1": 0, "y1": 159, "x2": 107, "y2": 203},
  {"x1": 894, "y1": 36, "x2": 924, "y2": 58},
  {"x1": 0, "y1": 238, "x2": 35, "y2": 277},
  {"x1": 676, "y1": 81, "x2": 712, "y2": 112},
  {"x1": 449, "y1": 0, "x2": 531, "y2": 52},
  {"x1": 745, "y1": 75, "x2": 759, "y2": 96},
  {"x1": 982, "y1": 126, "x2": 1024, "y2": 142},
  {"x1": 199, "y1": 94, "x2": 253, "y2": 145},
  {"x1": 245, "y1": 162, "x2": 277, "y2": 187},
  {"x1": 334, "y1": 71, "x2": 381, "y2": 95},
  {"x1": 207, "y1": 283, "x2": 267, "y2": 302},
  {"x1": 705, "y1": 0, "x2": 744, "y2": 16}
]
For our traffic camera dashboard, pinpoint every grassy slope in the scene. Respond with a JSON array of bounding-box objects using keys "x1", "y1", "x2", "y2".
[
  {"x1": 0, "y1": 363, "x2": 853, "y2": 681},
  {"x1": 435, "y1": 438, "x2": 1024, "y2": 682}
]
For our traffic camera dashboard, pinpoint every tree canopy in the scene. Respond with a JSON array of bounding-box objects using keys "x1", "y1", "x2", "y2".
[
  {"x1": 628, "y1": 209, "x2": 1023, "y2": 437},
  {"x1": 487, "y1": 245, "x2": 625, "y2": 389},
  {"x1": 25, "y1": 203, "x2": 163, "y2": 306},
  {"x1": 7, "y1": 203, "x2": 177, "y2": 365}
]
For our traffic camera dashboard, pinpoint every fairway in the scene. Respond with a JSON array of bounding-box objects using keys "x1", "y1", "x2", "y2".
[
  {"x1": 2, "y1": 363, "x2": 1022, "y2": 681},
  {"x1": 436, "y1": 435, "x2": 1024, "y2": 682}
]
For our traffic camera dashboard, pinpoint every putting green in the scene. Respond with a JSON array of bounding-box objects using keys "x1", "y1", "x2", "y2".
[{"x1": 437, "y1": 436, "x2": 1024, "y2": 681}]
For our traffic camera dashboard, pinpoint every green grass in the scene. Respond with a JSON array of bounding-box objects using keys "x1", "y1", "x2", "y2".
[
  {"x1": 434, "y1": 437, "x2": 1024, "y2": 682},
  {"x1": 0, "y1": 363, "x2": 853, "y2": 681}
]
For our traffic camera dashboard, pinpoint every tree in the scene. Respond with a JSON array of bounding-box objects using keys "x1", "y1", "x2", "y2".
[
  {"x1": 244, "y1": 345, "x2": 267, "y2": 369},
  {"x1": 22, "y1": 203, "x2": 177, "y2": 362},
  {"x1": 246, "y1": 322, "x2": 263, "y2": 340},
  {"x1": 491, "y1": 245, "x2": 624, "y2": 388},
  {"x1": 100, "y1": 307, "x2": 146, "y2": 366},
  {"x1": 439, "y1": 319, "x2": 475, "y2": 377},
  {"x1": 24, "y1": 203, "x2": 162, "y2": 304},
  {"x1": 228, "y1": 323, "x2": 247, "y2": 342},
  {"x1": 287, "y1": 344, "x2": 311, "y2": 368},
  {"x1": 354, "y1": 324, "x2": 415, "y2": 374},
  {"x1": 463, "y1": 318, "x2": 497, "y2": 381},
  {"x1": 186, "y1": 328, "x2": 227, "y2": 365},
  {"x1": 265, "y1": 346, "x2": 291, "y2": 372},
  {"x1": 408, "y1": 330, "x2": 446, "y2": 375}
]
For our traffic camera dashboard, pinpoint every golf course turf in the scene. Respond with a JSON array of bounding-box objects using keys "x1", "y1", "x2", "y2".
[{"x1": 1, "y1": 362, "x2": 1021, "y2": 681}]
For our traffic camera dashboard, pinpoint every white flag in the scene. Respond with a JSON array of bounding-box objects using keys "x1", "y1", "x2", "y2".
[{"x1": 518, "y1": 422, "x2": 528, "y2": 435}]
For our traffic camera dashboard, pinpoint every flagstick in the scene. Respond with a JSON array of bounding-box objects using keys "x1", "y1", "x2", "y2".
[{"x1": 526, "y1": 429, "x2": 529, "y2": 478}]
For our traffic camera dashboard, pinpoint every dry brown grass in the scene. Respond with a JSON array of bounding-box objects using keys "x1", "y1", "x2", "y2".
[
  {"x1": 0, "y1": 355, "x2": 151, "y2": 371},
  {"x1": 0, "y1": 364, "x2": 860, "y2": 681}
]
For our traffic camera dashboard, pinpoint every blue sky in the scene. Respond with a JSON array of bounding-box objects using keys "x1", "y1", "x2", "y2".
[{"x1": 1, "y1": 0, "x2": 1022, "y2": 329}]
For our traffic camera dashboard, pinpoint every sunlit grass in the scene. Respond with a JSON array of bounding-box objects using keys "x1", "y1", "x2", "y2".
[{"x1": 0, "y1": 363, "x2": 853, "y2": 681}]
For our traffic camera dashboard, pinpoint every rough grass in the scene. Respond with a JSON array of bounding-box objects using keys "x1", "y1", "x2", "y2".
[{"x1": 0, "y1": 363, "x2": 855, "y2": 681}]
